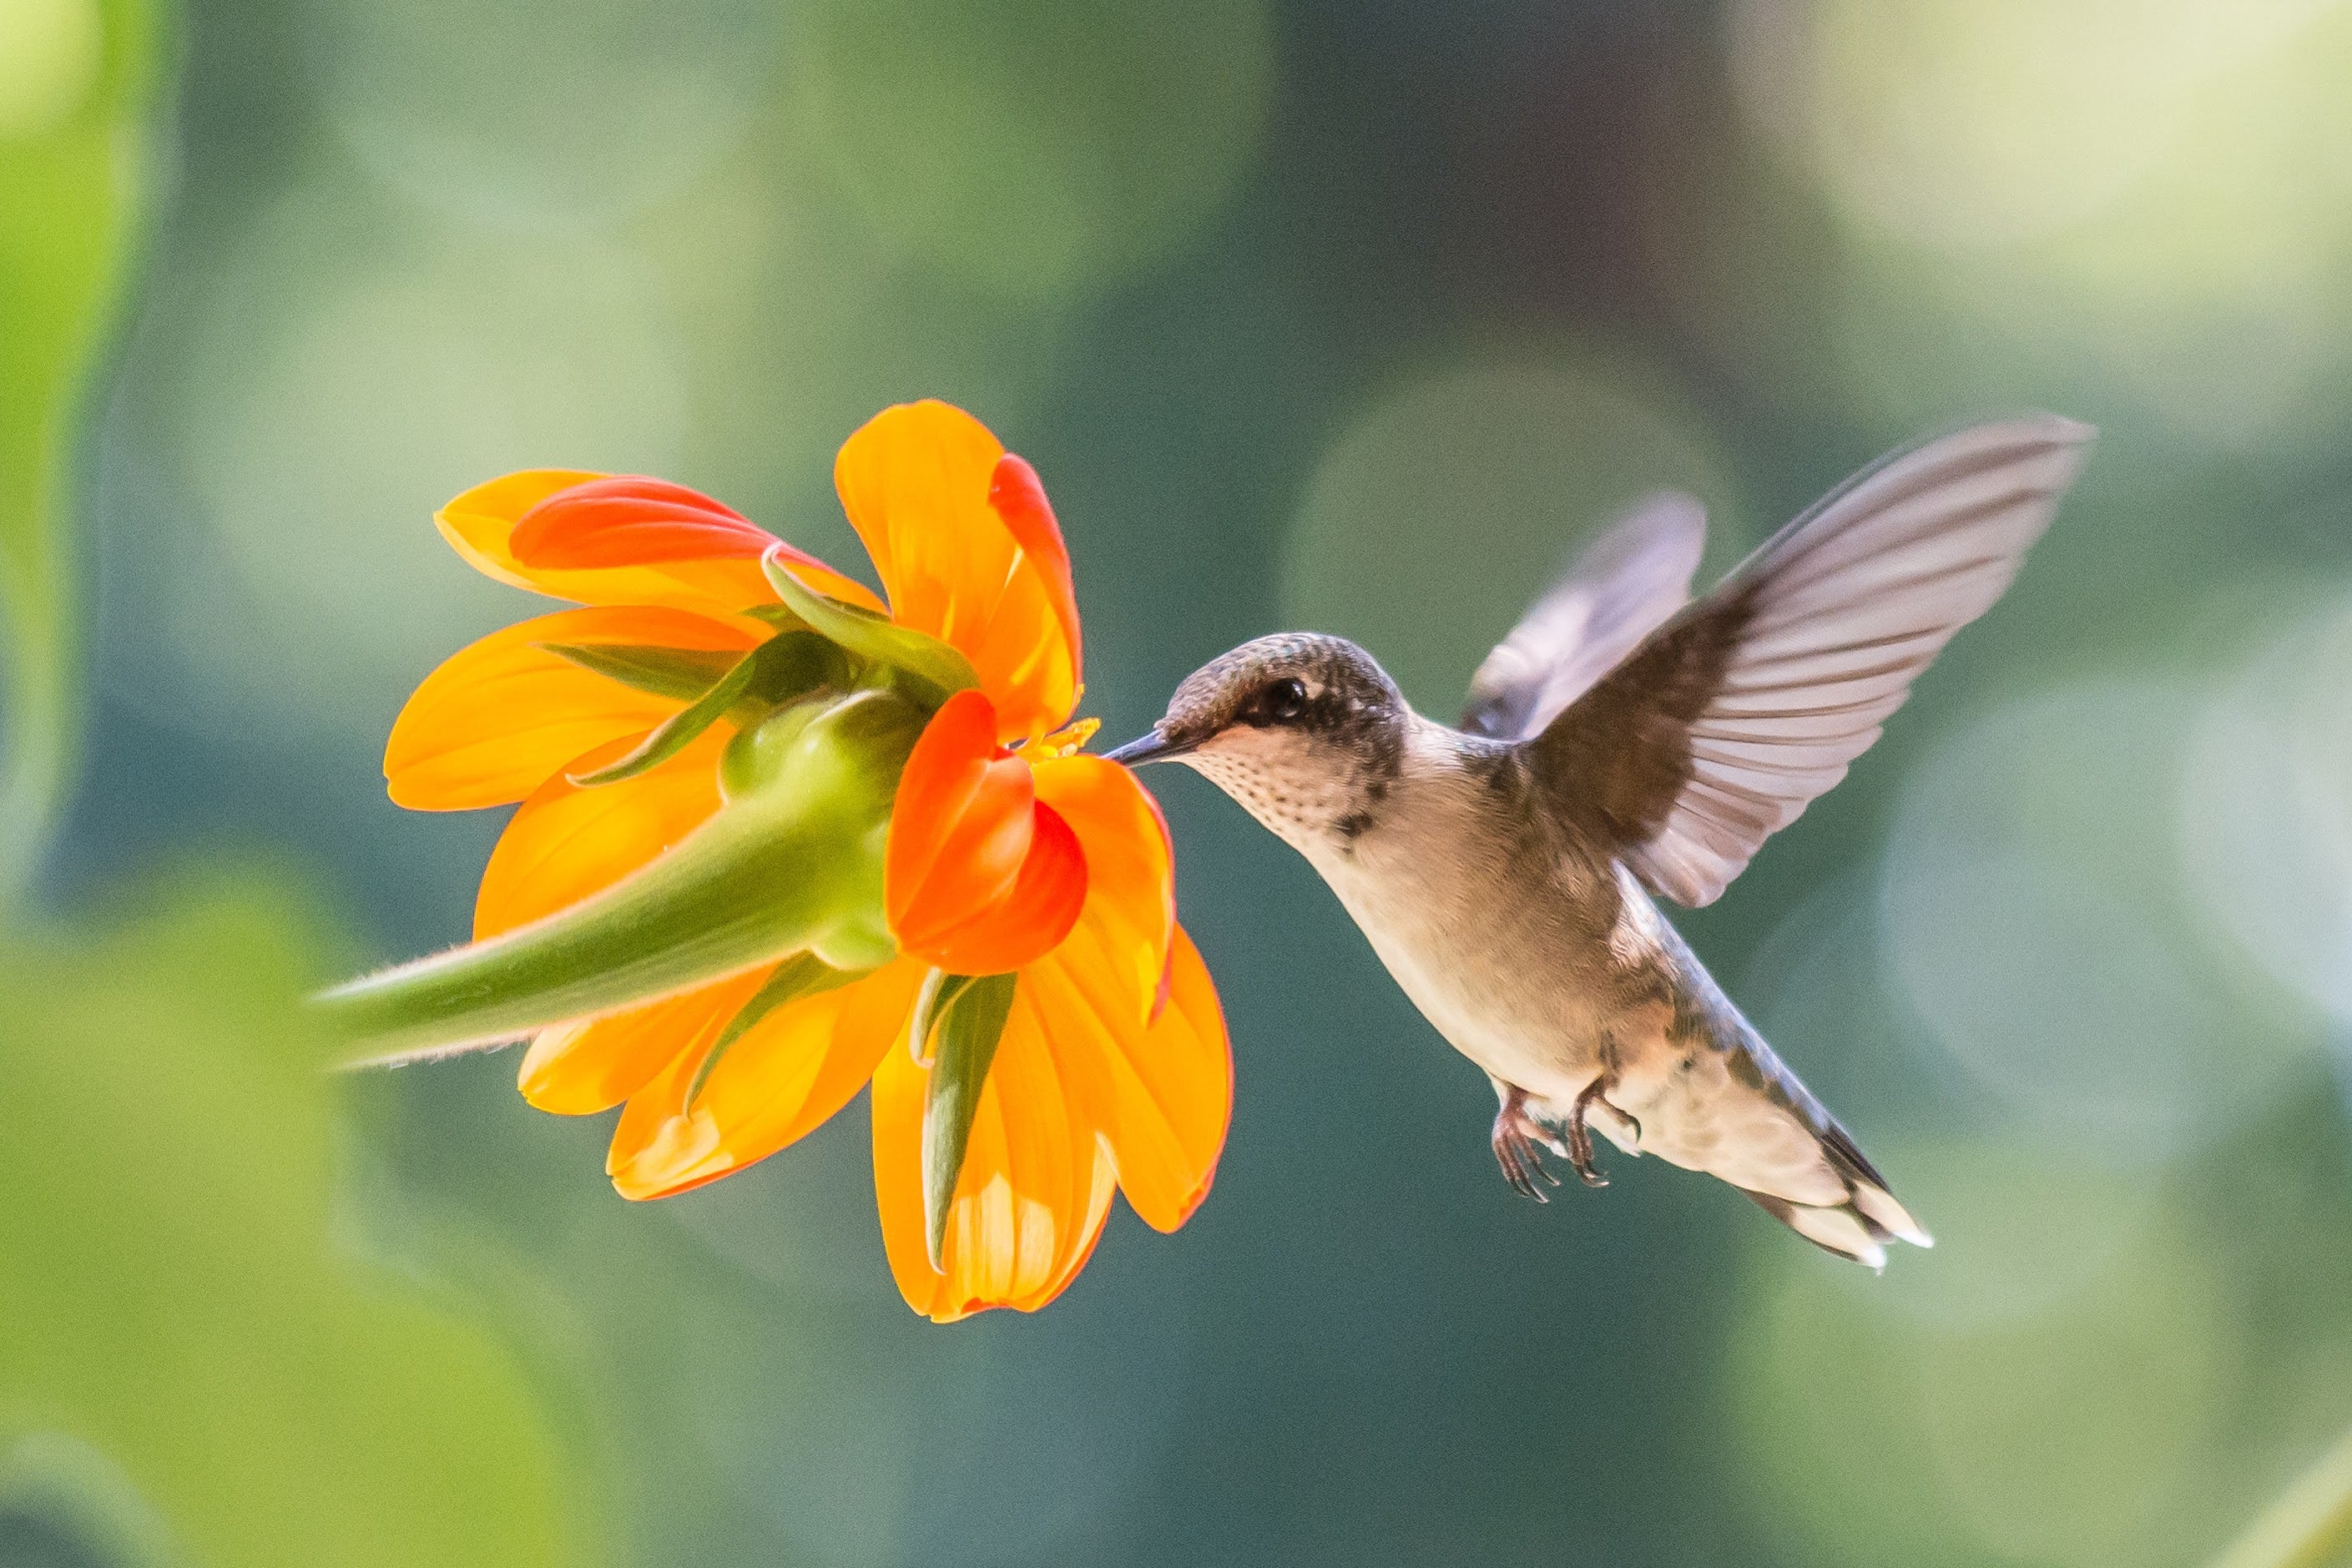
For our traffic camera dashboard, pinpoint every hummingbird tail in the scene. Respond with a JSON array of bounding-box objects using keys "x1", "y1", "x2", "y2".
[
  {"x1": 1739, "y1": 1146, "x2": 1931, "y2": 1273},
  {"x1": 1732, "y1": 1080, "x2": 1932, "y2": 1272},
  {"x1": 1636, "y1": 919, "x2": 1934, "y2": 1268}
]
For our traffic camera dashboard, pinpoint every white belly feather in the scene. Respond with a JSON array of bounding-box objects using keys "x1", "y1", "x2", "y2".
[{"x1": 1298, "y1": 761, "x2": 1623, "y2": 1107}]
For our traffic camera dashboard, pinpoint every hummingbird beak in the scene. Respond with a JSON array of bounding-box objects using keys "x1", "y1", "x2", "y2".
[{"x1": 1103, "y1": 728, "x2": 1195, "y2": 767}]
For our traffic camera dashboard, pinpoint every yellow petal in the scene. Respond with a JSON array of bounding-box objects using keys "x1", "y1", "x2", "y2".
[
  {"x1": 518, "y1": 968, "x2": 766, "y2": 1117},
  {"x1": 605, "y1": 960, "x2": 926, "y2": 1198},
  {"x1": 386, "y1": 605, "x2": 755, "y2": 810},
  {"x1": 473, "y1": 729, "x2": 729, "y2": 940},
  {"x1": 871, "y1": 983, "x2": 1116, "y2": 1322},
  {"x1": 832, "y1": 402, "x2": 1080, "y2": 741},
  {"x1": 1031, "y1": 753, "x2": 1173, "y2": 1024},
  {"x1": 1028, "y1": 926, "x2": 1229, "y2": 1233}
]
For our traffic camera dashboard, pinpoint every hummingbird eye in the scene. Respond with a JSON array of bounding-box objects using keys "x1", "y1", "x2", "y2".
[{"x1": 1259, "y1": 678, "x2": 1308, "y2": 723}]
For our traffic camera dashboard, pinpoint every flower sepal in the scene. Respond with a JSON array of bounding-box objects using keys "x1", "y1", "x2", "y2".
[
  {"x1": 536, "y1": 639, "x2": 747, "y2": 703},
  {"x1": 914, "y1": 968, "x2": 1019, "y2": 1268},
  {"x1": 317, "y1": 688, "x2": 924, "y2": 1065},
  {"x1": 575, "y1": 632, "x2": 855, "y2": 790},
  {"x1": 760, "y1": 547, "x2": 980, "y2": 708}
]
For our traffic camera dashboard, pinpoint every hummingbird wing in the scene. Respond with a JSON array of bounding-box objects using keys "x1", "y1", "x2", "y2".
[
  {"x1": 1527, "y1": 415, "x2": 2094, "y2": 907},
  {"x1": 1460, "y1": 492, "x2": 1707, "y2": 740}
]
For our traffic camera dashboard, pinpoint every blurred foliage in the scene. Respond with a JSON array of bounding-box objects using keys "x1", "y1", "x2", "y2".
[
  {"x1": 0, "y1": 0, "x2": 158, "y2": 895},
  {"x1": 0, "y1": 872, "x2": 586, "y2": 1564},
  {"x1": 790, "y1": 0, "x2": 1273, "y2": 299}
]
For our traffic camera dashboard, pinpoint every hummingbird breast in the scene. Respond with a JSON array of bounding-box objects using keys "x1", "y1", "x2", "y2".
[{"x1": 1293, "y1": 720, "x2": 1668, "y2": 1103}]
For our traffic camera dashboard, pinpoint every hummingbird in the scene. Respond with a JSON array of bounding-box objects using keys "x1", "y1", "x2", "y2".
[{"x1": 1106, "y1": 416, "x2": 2093, "y2": 1267}]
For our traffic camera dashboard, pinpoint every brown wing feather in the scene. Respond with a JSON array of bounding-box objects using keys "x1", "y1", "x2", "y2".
[
  {"x1": 1527, "y1": 416, "x2": 2095, "y2": 906},
  {"x1": 1461, "y1": 493, "x2": 1706, "y2": 740}
]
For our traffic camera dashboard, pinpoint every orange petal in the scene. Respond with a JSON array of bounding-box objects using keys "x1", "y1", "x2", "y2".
[
  {"x1": 886, "y1": 692, "x2": 1088, "y2": 974},
  {"x1": 1028, "y1": 925, "x2": 1230, "y2": 1233},
  {"x1": 982, "y1": 451, "x2": 1082, "y2": 706},
  {"x1": 600, "y1": 1003, "x2": 737, "y2": 1195},
  {"x1": 884, "y1": 691, "x2": 1016, "y2": 919},
  {"x1": 833, "y1": 402, "x2": 1081, "y2": 740},
  {"x1": 1030, "y1": 754, "x2": 1174, "y2": 1024},
  {"x1": 386, "y1": 605, "x2": 756, "y2": 810},
  {"x1": 511, "y1": 475, "x2": 779, "y2": 567},
  {"x1": 437, "y1": 469, "x2": 882, "y2": 620},
  {"x1": 518, "y1": 967, "x2": 767, "y2": 1117},
  {"x1": 473, "y1": 729, "x2": 730, "y2": 939},
  {"x1": 606, "y1": 960, "x2": 926, "y2": 1198},
  {"x1": 871, "y1": 982, "x2": 1117, "y2": 1322}
]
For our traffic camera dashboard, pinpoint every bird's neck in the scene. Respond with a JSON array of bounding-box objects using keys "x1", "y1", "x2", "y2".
[{"x1": 1285, "y1": 713, "x2": 1510, "y2": 864}]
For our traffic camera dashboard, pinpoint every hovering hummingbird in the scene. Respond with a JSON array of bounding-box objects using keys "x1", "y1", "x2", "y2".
[{"x1": 1107, "y1": 416, "x2": 2092, "y2": 1267}]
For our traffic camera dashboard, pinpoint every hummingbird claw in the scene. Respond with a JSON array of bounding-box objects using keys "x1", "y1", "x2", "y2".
[
  {"x1": 1567, "y1": 1076, "x2": 1629, "y2": 1188},
  {"x1": 1491, "y1": 1088, "x2": 1560, "y2": 1201}
]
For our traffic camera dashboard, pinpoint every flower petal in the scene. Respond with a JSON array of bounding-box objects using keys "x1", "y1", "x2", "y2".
[
  {"x1": 985, "y1": 453, "x2": 1081, "y2": 691},
  {"x1": 437, "y1": 470, "x2": 882, "y2": 619},
  {"x1": 386, "y1": 606, "x2": 758, "y2": 810},
  {"x1": 833, "y1": 402, "x2": 1081, "y2": 739},
  {"x1": 600, "y1": 1003, "x2": 739, "y2": 1194},
  {"x1": 1029, "y1": 754, "x2": 1173, "y2": 1023},
  {"x1": 1028, "y1": 925, "x2": 1230, "y2": 1233},
  {"x1": 473, "y1": 729, "x2": 731, "y2": 940},
  {"x1": 886, "y1": 692, "x2": 1088, "y2": 973},
  {"x1": 518, "y1": 967, "x2": 766, "y2": 1117},
  {"x1": 872, "y1": 983, "x2": 1116, "y2": 1322},
  {"x1": 510, "y1": 476, "x2": 778, "y2": 567},
  {"x1": 885, "y1": 690, "x2": 1013, "y2": 915},
  {"x1": 604, "y1": 960, "x2": 925, "y2": 1199}
]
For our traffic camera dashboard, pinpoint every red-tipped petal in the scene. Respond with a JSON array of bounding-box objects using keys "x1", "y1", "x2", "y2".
[
  {"x1": 833, "y1": 403, "x2": 1081, "y2": 739},
  {"x1": 920, "y1": 802, "x2": 1087, "y2": 977},
  {"x1": 512, "y1": 476, "x2": 778, "y2": 567},
  {"x1": 886, "y1": 692, "x2": 1088, "y2": 974},
  {"x1": 437, "y1": 470, "x2": 884, "y2": 618},
  {"x1": 886, "y1": 691, "x2": 1023, "y2": 928},
  {"x1": 987, "y1": 453, "x2": 1083, "y2": 698}
]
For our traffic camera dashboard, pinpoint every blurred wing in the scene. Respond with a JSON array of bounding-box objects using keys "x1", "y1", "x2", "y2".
[
  {"x1": 1461, "y1": 492, "x2": 1707, "y2": 739},
  {"x1": 1530, "y1": 416, "x2": 2094, "y2": 906}
]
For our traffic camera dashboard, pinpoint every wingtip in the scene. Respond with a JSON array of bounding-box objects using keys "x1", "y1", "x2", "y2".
[{"x1": 2016, "y1": 411, "x2": 2098, "y2": 446}]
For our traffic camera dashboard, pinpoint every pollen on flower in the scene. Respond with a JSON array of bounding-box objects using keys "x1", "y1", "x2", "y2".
[{"x1": 1035, "y1": 717, "x2": 1101, "y2": 759}]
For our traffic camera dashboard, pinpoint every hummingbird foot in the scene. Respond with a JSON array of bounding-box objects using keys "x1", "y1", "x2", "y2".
[
  {"x1": 1566, "y1": 1076, "x2": 1635, "y2": 1188},
  {"x1": 1491, "y1": 1088, "x2": 1563, "y2": 1202}
]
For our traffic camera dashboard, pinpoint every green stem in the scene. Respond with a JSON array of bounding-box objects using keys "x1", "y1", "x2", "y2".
[
  {"x1": 2211, "y1": 1422, "x2": 2352, "y2": 1568},
  {"x1": 316, "y1": 690, "x2": 921, "y2": 1064}
]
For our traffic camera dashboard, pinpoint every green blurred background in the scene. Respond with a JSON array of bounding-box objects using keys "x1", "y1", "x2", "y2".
[{"x1": 8, "y1": 0, "x2": 2352, "y2": 1562}]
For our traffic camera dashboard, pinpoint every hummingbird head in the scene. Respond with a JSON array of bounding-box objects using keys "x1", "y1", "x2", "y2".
[{"x1": 1105, "y1": 633, "x2": 1410, "y2": 850}]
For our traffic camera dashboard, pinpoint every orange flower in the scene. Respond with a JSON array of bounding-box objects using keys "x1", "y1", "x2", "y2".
[{"x1": 380, "y1": 401, "x2": 1229, "y2": 1321}]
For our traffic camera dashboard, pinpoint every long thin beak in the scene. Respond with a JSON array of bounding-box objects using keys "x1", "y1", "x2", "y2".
[{"x1": 1103, "y1": 729, "x2": 1195, "y2": 767}]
